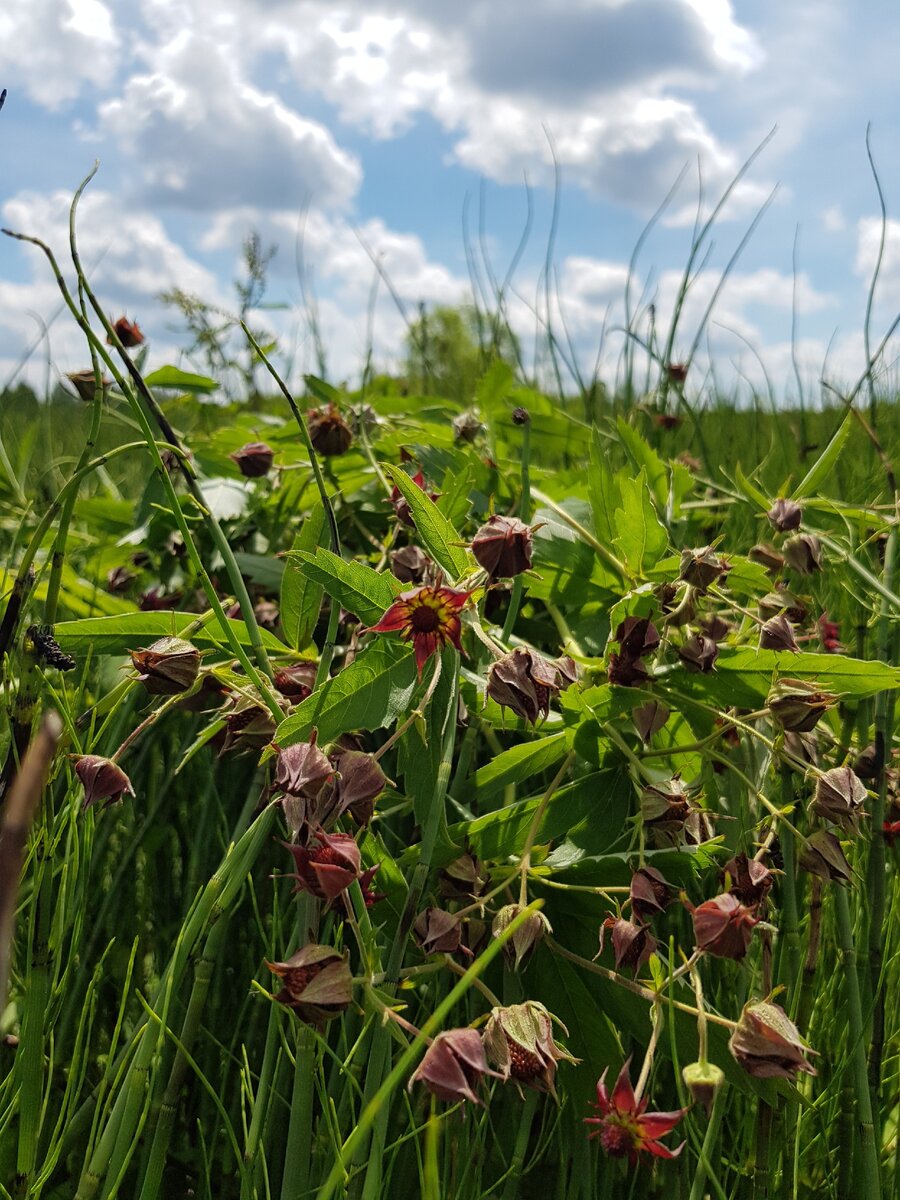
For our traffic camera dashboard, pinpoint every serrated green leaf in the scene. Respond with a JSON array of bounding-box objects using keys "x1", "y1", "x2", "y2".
[
  {"x1": 276, "y1": 640, "x2": 418, "y2": 745},
  {"x1": 54, "y1": 613, "x2": 289, "y2": 656},
  {"x1": 382, "y1": 463, "x2": 471, "y2": 581},
  {"x1": 613, "y1": 468, "x2": 668, "y2": 575},
  {"x1": 588, "y1": 429, "x2": 621, "y2": 546},
  {"x1": 285, "y1": 547, "x2": 401, "y2": 626},
  {"x1": 144, "y1": 365, "x2": 218, "y2": 393},
  {"x1": 280, "y1": 507, "x2": 329, "y2": 650},
  {"x1": 616, "y1": 417, "x2": 669, "y2": 513},
  {"x1": 469, "y1": 731, "x2": 569, "y2": 800}
]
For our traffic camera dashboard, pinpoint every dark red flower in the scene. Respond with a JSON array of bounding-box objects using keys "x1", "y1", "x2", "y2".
[
  {"x1": 818, "y1": 612, "x2": 842, "y2": 653},
  {"x1": 274, "y1": 661, "x2": 318, "y2": 702},
  {"x1": 471, "y1": 515, "x2": 534, "y2": 579},
  {"x1": 629, "y1": 866, "x2": 676, "y2": 921},
  {"x1": 599, "y1": 917, "x2": 656, "y2": 973},
  {"x1": 483, "y1": 1001, "x2": 577, "y2": 1098},
  {"x1": 366, "y1": 585, "x2": 472, "y2": 675},
  {"x1": 230, "y1": 442, "x2": 274, "y2": 478},
  {"x1": 729, "y1": 1001, "x2": 817, "y2": 1080},
  {"x1": 267, "y1": 944, "x2": 352, "y2": 1028},
  {"x1": 282, "y1": 831, "x2": 362, "y2": 903},
  {"x1": 691, "y1": 893, "x2": 759, "y2": 959},
  {"x1": 409, "y1": 1029, "x2": 501, "y2": 1104},
  {"x1": 722, "y1": 854, "x2": 773, "y2": 907},
  {"x1": 73, "y1": 755, "x2": 135, "y2": 810},
  {"x1": 130, "y1": 636, "x2": 201, "y2": 695},
  {"x1": 307, "y1": 404, "x2": 353, "y2": 456},
  {"x1": 585, "y1": 1060, "x2": 686, "y2": 1165},
  {"x1": 109, "y1": 316, "x2": 144, "y2": 347}
]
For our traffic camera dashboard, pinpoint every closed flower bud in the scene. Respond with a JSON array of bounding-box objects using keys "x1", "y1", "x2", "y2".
[
  {"x1": 267, "y1": 944, "x2": 352, "y2": 1027},
  {"x1": 608, "y1": 652, "x2": 649, "y2": 687},
  {"x1": 721, "y1": 853, "x2": 773, "y2": 906},
  {"x1": 483, "y1": 1001, "x2": 578, "y2": 1098},
  {"x1": 641, "y1": 776, "x2": 713, "y2": 847},
  {"x1": 230, "y1": 441, "x2": 274, "y2": 478},
  {"x1": 629, "y1": 866, "x2": 676, "y2": 921},
  {"x1": 758, "y1": 588, "x2": 807, "y2": 624},
  {"x1": 74, "y1": 754, "x2": 135, "y2": 810},
  {"x1": 273, "y1": 733, "x2": 333, "y2": 799},
  {"x1": 679, "y1": 546, "x2": 729, "y2": 592},
  {"x1": 853, "y1": 743, "x2": 880, "y2": 780},
  {"x1": 472, "y1": 515, "x2": 534, "y2": 579},
  {"x1": 691, "y1": 893, "x2": 759, "y2": 959},
  {"x1": 109, "y1": 315, "x2": 144, "y2": 347},
  {"x1": 492, "y1": 904, "x2": 552, "y2": 970},
  {"x1": 130, "y1": 636, "x2": 201, "y2": 695},
  {"x1": 439, "y1": 852, "x2": 489, "y2": 902},
  {"x1": 274, "y1": 661, "x2": 318, "y2": 702},
  {"x1": 409, "y1": 1028, "x2": 501, "y2": 1104},
  {"x1": 67, "y1": 369, "x2": 112, "y2": 402},
  {"x1": 811, "y1": 767, "x2": 867, "y2": 833},
  {"x1": 749, "y1": 543, "x2": 786, "y2": 573},
  {"x1": 390, "y1": 545, "x2": 431, "y2": 584},
  {"x1": 767, "y1": 498, "x2": 802, "y2": 532},
  {"x1": 511, "y1": 406, "x2": 530, "y2": 425},
  {"x1": 632, "y1": 699, "x2": 670, "y2": 743},
  {"x1": 452, "y1": 411, "x2": 484, "y2": 443},
  {"x1": 282, "y1": 832, "x2": 363, "y2": 902},
  {"x1": 759, "y1": 614, "x2": 799, "y2": 652},
  {"x1": 487, "y1": 648, "x2": 567, "y2": 724},
  {"x1": 106, "y1": 565, "x2": 135, "y2": 593},
  {"x1": 783, "y1": 729, "x2": 819, "y2": 766},
  {"x1": 307, "y1": 404, "x2": 353, "y2": 456},
  {"x1": 682, "y1": 1060, "x2": 725, "y2": 1115},
  {"x1": 328, "y1": 749, "x2": 387, "y2": 825},
  {"x1": 598, "y1": 916, "x2": 656, "y2": 973},
  {"x1": 414, "y1": 907, "x2": 468, "y2": 957},
  {"x1": 768, "y1": 678, "x2": 836, "y2": 733},
  {"x1": 729, "y1": 1000, "x2": 817, "y2": 1080},
  {"x1": 678, "y1": 634, "x2": 718, "y2": 673},
  {"x1": 783, "y1": 533, "x2": 822, "y2": 575},
  {"x1": 700, "y1": 614, "x2": 731, "y2": 642},
  {"x1": 615, "y1": 616, "x2": 660, "y2": 659},
  {"x1": 799, "y1": 829, "x2": 852, "y2": 883}
]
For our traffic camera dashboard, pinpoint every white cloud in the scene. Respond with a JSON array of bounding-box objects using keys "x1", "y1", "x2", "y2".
[{"x1": 0, "y1": 0, "x2": 119, "y2": 107}]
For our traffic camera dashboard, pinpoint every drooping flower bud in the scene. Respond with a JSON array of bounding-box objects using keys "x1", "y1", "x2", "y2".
[
  {"x1": 438, "y1": 851, "x2": 489, "y2": 902},
  {"x1": 598, "y1": 917, "x2": 656, "y2": 973},
  {"x1": 767, "y1": 498, "x2": 802, "y2": 532},
  {"x1": 759, "y1": 614, "x2": 799, "y2": 652},
  {"x1": 482, "y1": 1001, "x2": 578, "y2": 1097},
  {"x1": 230, "y1": 441, "x2": 274, "y2": 478},
  {"x1": 328, "y1": 749, "x2": 387, "y2": 826},
  {"x1": 109, "y1": 315, "x2": 144, "y2": 347},
  {"x1": 632, "y1": 699, "x2": 670, "y2": 743},
  {"x1": 409, "y1": 1028, "x2": 501, "y2": 1104},
  {"x1": 307, "y1": 404, "x2": 353, "y2": 456},
  {"x1": 607, "y1": 652, "x2": 649, "y2": 687},
  {"x1": 811, "y1": 767, "x2": 867, "y2": 833},
  {"x1": 486, "y1": 648, "x2": 568, "y2": 724},
  {"x1": 511, "y1": 406, "x2": 530, "y2": 425},
  {"x1": 768, "y1": 678, "x2": 836, "y2": 733},
  {"x1": 758, "y1": 587, "x2": 807, "y2": 625},
  {"x1": 67, "y1": 369, "x2": 112, "y2": 402},
  {"x1": 472, "y1": 515, "x2": 534, "y2": 579},
  {"x1": 282, "y1": 832, "x2": 363, "y2": 902},
  {"x1": 267, "y1": 944, "x2": 353, "y2": 1027},
  {"x1": 107, "y1": 565, "x2": 136, "y2": 593},
  {"x1": 219, "y1": 699, "x2": 280, "y2": 755},
  {"x1": 728, "y1": 1000, "x2": 817, "y2": 1080},
  {"x1": 799, "y1": 829, "x2": 852, "y2": 884},
  {"x1": 390, "y1": 545, "x2": 431, "y2": 584},
  {"x1": 452, "y1": 411, "x2": 484, "y2": 443},
  {"x1": 721, "y1": 853, "x2": 773, "y2": 906},
  {"x1": 700, "y1": 614, "x2": 731, "y2": 642},
  {"x1": 679, "y1": 546, "x2": 729, "y2": 592},
  {"x1": 678, "y1": 634, "x2": 718, "y2": 673},
  {"x1": 783, "y1": 533, "x2": 822, "y2": 575},
  {"x1": 691, "y1": 893, "x2": 759, "y2": 959},
  {"x1": 615, "y1": 616, "x2": 660, "y2": 659},
  {"x1": 414, "y1": 907, "x2": 468, "y2": 957},
  {"x1": 492, "y1": 904, "x2": 552, "y2": 971},
  {"x1": 629, "y1": 866, "x2": 676, "y2": 921},
  {"x1": 74, "y1": 755, "x2": 135, "y2": 810},
  {"x1": 783, "y1": 730, "x2": 819, "y2": 766},
  {"x1": 129, "y1": 636, "x2": 201, "y2": 695},
  {"x1": 641, "y1": 776, "x2": 713, "y2": 847},
  {"x1": 681, "y1": 1060, "x2": 725, "y2": 1115},
  {"x1": 749, "y1": 543, "x2": 785, "y2": 574},
  {"x1": 274, "y1": 661, "x2": 318, "y2": 702},
  {"x1": 273, "y1": 732, "x2": 333, "y2": 799}
]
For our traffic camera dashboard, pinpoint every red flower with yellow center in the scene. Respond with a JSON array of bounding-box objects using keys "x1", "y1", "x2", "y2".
[
  {"x1": 367, "y1": 586, "x2": 471, "y2": 675},
  {"x1": 585, "y1": 1060, "x2": 686, "y2": 1166}
]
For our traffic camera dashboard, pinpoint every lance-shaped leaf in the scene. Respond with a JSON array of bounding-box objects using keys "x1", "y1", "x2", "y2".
[{"x1": 383, "y1": 462, "x2": 471, "y2": 581}]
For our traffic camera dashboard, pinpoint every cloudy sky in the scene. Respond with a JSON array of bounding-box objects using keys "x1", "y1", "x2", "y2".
[{"x1": 2, "y1": 0, "x2": 899, "y2": 399}]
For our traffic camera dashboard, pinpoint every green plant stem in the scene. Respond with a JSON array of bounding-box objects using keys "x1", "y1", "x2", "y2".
[
  {"x1": 280, "y1": 893, "x2": 320, "y2": 1200},
  {"x1": 778, "y1": 768, "x2": 802, "y2": 1006},
  {"x1": 834, "y1": 884, "x2": 881, "y2": 1194},
  {"x1": 501, "y1": 419, "x2": 531, "y2": 642},
  {"x1": 688, "y1": 1093, "x2": 725, "y2": 1200},
  {"x1": 501, "y1": 1090, "x2": 539, "y2": 1200}
]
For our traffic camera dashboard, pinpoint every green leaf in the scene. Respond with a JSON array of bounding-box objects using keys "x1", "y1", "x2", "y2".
[
  {"x1": 280, "y1": 508, "x2": 329, "y2": 650},
  {"x1": 144, "y1": 365, "x2": 218, "y2": 393},
  {"x1": 469, "y1": 732, "x2": 569, "y2": 800},
  {"x1": 613, "y1": 468, "x2": 668, "y2": 575},
  {"x1": 616, "y1": 417, "x2": 669, "y2": 513},
  {"x1": 304, "y1": 374, "x2": 343, "y2": 406},
  {"x1": 382, "y1": 463, "x2": 471, "y2": 581},
  {"x1": 588, "y1": 429, "x2": 621, "y2": 546},
  {"x1": 475, "y1": 360, "x2": 514, "y2": 408},
  {"x1": 734, "y1": 464, "x2": 771, "y2": 511},
  {"x1": 792, "y1": 411, "x2": 853, "y2": 500},
  {"x1": 276, "y1": 641, "x2": 418, "y2": 745},
  {"x1": 233, "y1": 552, "x2": 284, "y2": 591},
  {"x1": 54, "y1": 612, "x2": 289, "y2": 656},
  {"x1": 285, "y1": 548, "x2": 401, "y2": 627},
  {"x1": 436, "y1": 462, "x2": 475, "y2": 530}
]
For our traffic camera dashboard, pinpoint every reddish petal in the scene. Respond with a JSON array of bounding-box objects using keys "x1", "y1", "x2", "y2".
[
  {"x1": 311, "y1": 863, "x2": 357, "y2": 901},
  {"x1": 643, "y1": 1138, "x2": 685, "y2": 1159},
  {"x1": 594, "y1": 1068, "x2": 612, "y2": 1113},
  {"x1": 439, "y1": 588, "x2": 473, "y2": 613},
  {"x1": 610, "y1": 1060, "x2": 637, "y2": 1115},
  {"x1": 442, "y1": 614, "x2": 463, "y2": 652},
  {"x1": 638, "y1": 1109, "x2": 688, "y2": 1139},
  {"x1": 414, "y1": 632, "x2": 439, "y2": 676},
  {"x1": 368, "y1": 600, "x2": 411, "y2": 633}
]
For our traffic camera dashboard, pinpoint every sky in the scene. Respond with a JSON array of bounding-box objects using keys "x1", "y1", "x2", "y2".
[{"x1": 2, "y1": 0, "x2": 900, "y2": 401}]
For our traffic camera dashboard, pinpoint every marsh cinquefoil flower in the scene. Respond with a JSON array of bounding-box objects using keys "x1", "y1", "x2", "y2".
[
  {"x1": 585, "y1": 1060, "x2": 686, "y2": 1164},
  {"x1": 367, "y1": 585, "x2": 472, "y2": 675}
]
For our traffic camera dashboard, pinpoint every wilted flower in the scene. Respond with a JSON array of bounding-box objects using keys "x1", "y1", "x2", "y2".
[
  {"x1": 452, "y1": 411, "x2": 484, "y2": 443},
  {"x1": 282, "y1": 832, "x2": 363, "y2": 903},
  {"x1": 273, "y1": 732, "x2": 333, "y2": 799},
  {"x1": 632, "y1": 700, "x2": 670, "y2": 743},
  {"x1": 109, "y1": 316, "x2": 144, "y2": 347},
  {"x1": 728, "y1": 1000, "x2": 817, "y2": 1080},
  {"x1": 783, "y1": 533, "x2": 822, "y2": 575},
  {"x1": 487, "y1": 648, "x2": 570, "y2": 724},
  {"x1": 681, "y1": 1061, "x2": 725, "y2": 1115},
  {"x1": 327, "y1": 749, "x2": 387, "y2": 826},
  {"x1": 366, "y1": 585, "x2": 472, "y2": 676},
  {"x1": 472, "y1": 515, "x2": 534, "y2": 579},
  {"x1": 219, "y1": 698, "x2": 279, "y2": 755},
  {"x1": 811, "y1": 767, "x2": 867, "y2": 833},
  {"x1": 767, "y1": 498, "x2": 802, "y2": 532},
  {"x1": 483, "y1": 1001, "x2": 577, "y2": 1097},
  {"x1": 629, "y1": 866, "x2": 676, "y2": 921},
  {"x1": 615, "y1": 617, "x2": 661, "y2": 659},
  {"x1": 391, "y1": 470, "x2": 438, "y2": 526},
  {"x1": 691, "y1": 893, "x2": 759, "y2": 959},
  {"x1": 130, "y1": 636, "x2": 201, "y2": 695},
  {"x1": 414, "y1": 907, "x2": 468, "y2": 957},
  {"x1": 585, "y1": 1060, "x2": 686, "y2": 1164},
  {"x1": 74, "y1": 755, "x2": 135, "y2": 810},
  {"x1": 438, "y1": 851, "x2": 490, "y2": 903},
  {"x1": 749, "y1": 543, "x2": 785, "y2": 574},
  {"x1": 230, "y1": 442, "x2": 274, "y2": 478},
  {"x1": 274, "y1": 661, "x2": 318, "y2": 702},
  {"x1": 67, "y1": 369, "x2": 112, "y2": 402},
  {"x1": 308, "y1": 404, "x2": 353, "y2": 456},
  {"x1": 768, "y1": 678, "x2": 836, "y2": 733},
  {"x1": 721, "y1": 853, "x2": 774, "y2": 907},
  {"x1": 409, "y1": 1029, "x2": 501, "y2": 1104},
  {"x1": 799, "y1": 829, "x2": 852, "y2": 883},
  {"x1": 390, "y1": 545, "x2": 431, "y2": 584},
  {"x1": 641, "y1": 776, "x2": 713, "y2": 847},
  {"x1": 599, "y1": 917, "x2": 656, "y2": 973},
  {"x1": 267, "y1": 944, "x2": 352, "y2": 1027},
  {"x1": 678, "y1": 634, "x2": 718, "y2": 673},
  {"x1": 492, "y1": 904, "x2": 552, "y2": 970},
  {"x1": 679, "y1": 546, "x2": 729, "y2": 592},
  {"x1": 759, "y1": 614, "x2": 799, "y2": 653}
]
